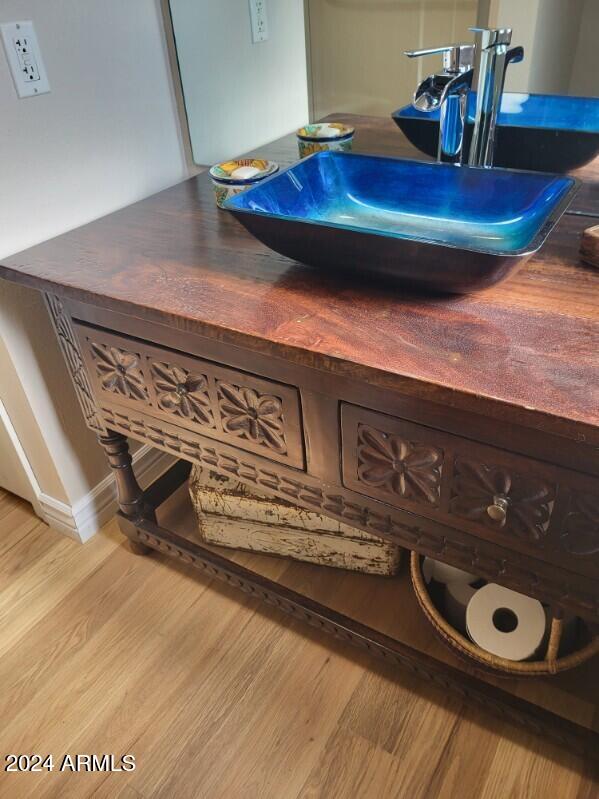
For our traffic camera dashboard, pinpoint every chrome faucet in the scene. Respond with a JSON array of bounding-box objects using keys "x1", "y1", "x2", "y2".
[
  {"x1": 405, "y1": 44, "x2": 475, "y2": 164},
  {"x1": 468, "y1": 27, "x2": 524, "y2": 167},
  {"x1": 405, "y1": 27, "x2": 523, "y2": 167}
]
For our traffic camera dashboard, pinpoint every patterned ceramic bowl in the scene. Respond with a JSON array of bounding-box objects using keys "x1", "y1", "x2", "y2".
[
  {"x1": 210, "y1": 159, "x2": 279, "y2": 209},
  {"x1": 296, "y1": 122, "x2": 355, "y2": 158}
]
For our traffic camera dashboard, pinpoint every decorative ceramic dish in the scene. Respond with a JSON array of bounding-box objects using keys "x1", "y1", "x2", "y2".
[
  {"x1": 210, "y1": 159, "x2": 279, "y2": 208},
  {"x1": 296, "y1": 122, "x2": 355, "y2": 158}
]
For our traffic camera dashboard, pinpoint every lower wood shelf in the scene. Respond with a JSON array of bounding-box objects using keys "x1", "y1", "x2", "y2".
[{"x1": 119, "y1": 465, "x2": 599, "y2": 757}]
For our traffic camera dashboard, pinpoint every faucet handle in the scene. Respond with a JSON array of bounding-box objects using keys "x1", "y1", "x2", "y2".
[
  {"x1": 469, "y1": 27, "x2": 512, "y2": 48},
  {"x1": 404, "y1": 43, "x2": 475, "y2": 74}
]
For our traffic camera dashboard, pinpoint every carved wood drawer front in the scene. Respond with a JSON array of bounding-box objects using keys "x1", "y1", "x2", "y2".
[
  {"x1": 341, "y1": 403, "x2": 599, "y2": 577},
  {"x1": 73, "y1": 322, "x2": 305, "y2": 469}
]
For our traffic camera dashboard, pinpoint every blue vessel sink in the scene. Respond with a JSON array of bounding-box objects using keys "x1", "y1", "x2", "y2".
[
  {"x1": 225, "y1": 151, "x2": 577, "y2": 294},
  {"x1": 393, "y1": 92, "x2": 599, "y2": 173}
]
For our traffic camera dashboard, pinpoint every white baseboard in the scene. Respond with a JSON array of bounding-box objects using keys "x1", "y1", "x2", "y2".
[{"x1": 37, "y1": 446, "x2": 176, "y2": 543}]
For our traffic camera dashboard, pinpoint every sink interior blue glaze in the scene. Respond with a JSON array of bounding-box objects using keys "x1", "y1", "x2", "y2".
[
  {"x1": 225, "y1": 152, "x2": 578, "y2": 293},
  {"x1": 393, "y1": 92, "x2": 599, "y2": 172}
]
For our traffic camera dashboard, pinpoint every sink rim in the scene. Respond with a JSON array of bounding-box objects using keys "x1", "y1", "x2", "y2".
[
  {"x1": 225, "y1": 151, "x2": 579, "y2": 259},
  {"x1": 393, "y1": 91, "x2": 599, "y2": 134}
]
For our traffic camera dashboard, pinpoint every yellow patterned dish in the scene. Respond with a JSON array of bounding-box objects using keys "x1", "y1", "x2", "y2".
[
  {"x1": 296, "y1": 122, "x2": 355, "y2": 158},
  {"x1": 210, "y1": 159, "x2": 279, "y2": 208}
]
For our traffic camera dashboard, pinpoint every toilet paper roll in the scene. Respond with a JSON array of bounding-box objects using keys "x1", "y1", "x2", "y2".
[
  {"x1": 422, "y1": 556, "x2": 478, "y2": 586},
  {"x1": 444, "y1": 580, "x2": 479, "y2": 634},
  {"x1": 466, "y1": 584, "x2": 546, "y2": 661}
]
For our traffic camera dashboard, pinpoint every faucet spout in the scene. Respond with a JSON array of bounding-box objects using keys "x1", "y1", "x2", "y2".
[
  {"x1": 412, "y1": 69, "x2": 473, "y2": 162},
  {"x1": 405, "y1": 43, "x2": 475, "y2": 164},
  {"x1": 468, "y1": 28, "x2": 524, "y2": 167},
  {"x1": 413, "y1": 69, "x2": 473, "y2": 112}
]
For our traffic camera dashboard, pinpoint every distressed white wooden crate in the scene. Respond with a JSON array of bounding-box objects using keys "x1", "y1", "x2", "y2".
[{"x1": 188, "y1": 465, "x2": 401, "y2": 575}]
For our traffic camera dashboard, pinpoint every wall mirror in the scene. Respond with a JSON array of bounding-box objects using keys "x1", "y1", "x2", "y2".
[{"x1": 169, "y1": 0, "x2": 598, "y2": 166}]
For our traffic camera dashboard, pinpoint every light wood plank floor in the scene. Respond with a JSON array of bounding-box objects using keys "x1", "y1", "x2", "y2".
[{"x1": 0, "y1": 486, "x2": 597, "y2": 799}]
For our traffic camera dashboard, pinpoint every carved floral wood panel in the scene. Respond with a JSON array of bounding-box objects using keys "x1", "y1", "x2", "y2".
[
  {"x1": 45, "y1": 294, "x2": 106, "y2": 433},
  {"x1": 450, "y1": 458, "x2": 555, "y2": 541},
  {"x1": 561, "y1": 491, "x2": 599, "y2": 556},
  {"x1": 356, "y1": 423, "x2": 443, "y2": 506},
  {"x1": 74, "y1": 321, "x2": 304, "y2": 468},
  {"x1": 150, "y1": 360, "x2": 214, "y2": 428},
  {"x1": 217, "y1": 381, "x2": 287, "y2": 455},
  {"x1": 90, "y1": 341, "x2": 149, "y2": 402}
]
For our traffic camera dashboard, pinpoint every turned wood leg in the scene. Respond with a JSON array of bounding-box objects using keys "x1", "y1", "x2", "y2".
[{"x1": 98, "y1": 430, "x2": 155, "y2": 555}]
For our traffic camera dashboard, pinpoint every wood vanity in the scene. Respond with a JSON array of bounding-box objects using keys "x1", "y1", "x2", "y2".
[{"x1": 1, "y1": 115, "x2": 597, "y2": 751}]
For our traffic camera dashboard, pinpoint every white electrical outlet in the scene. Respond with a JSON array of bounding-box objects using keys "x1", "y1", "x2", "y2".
[
  {"x1": 1, "y1": 20, "x2": 50, "y2": 98},
  {"x1": 249, "y1": 0, "x2": 269, "y2": 43}
]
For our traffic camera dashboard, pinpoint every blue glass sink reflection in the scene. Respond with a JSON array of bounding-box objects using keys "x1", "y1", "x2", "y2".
[
  {"x1": 225, "y1": 151, "x2": 577, "y2": 294},
  {"x1": 393, "y1": 92, "x2": 599, "y2": 173}
]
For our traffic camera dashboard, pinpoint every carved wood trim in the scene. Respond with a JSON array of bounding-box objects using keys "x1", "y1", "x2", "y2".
[
  {"x1": 45, "y1": 294, "x2": 106, "y2": 433},
  {"x1": 90, "y1": 340, "x2": 149, "y2": 402},
  {"x1": 74, "y1": 321, "x2": 305, "y2": 469},
  {"x1": 561, "y1": 490, "x2": 599, "y2": 556},
  {"x1": 217, "y1": 380, "x2": 287, "y2": 454},
  {"x1": 342, "y1": 402, "x2": 599, "y2": 579},
  {"x1": 356, "y1": 423, "x2": 443, "y2": 506},
  {"x1": 101, "y1": 404, "x2": 599, "y2": 619},
  {"x1": 149, "y1": 360, "x2": 214, "y2": 428},
  {"x1": 450, "y1": 458, "x2": 555, "y2": 542}
]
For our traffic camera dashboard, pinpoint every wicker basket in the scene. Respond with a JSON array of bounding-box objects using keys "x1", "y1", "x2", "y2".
[{"x1": 410, "y1": 552, "x2": 599, "y2": 677}]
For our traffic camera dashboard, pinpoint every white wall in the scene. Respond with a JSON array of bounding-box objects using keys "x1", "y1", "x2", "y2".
[
  {"x1": 491, "y1": 0, "x2": 596, "y2": 96},
  {"x1": 0, "y1": 0, "x2": 188, "y2": 258},
  {"x1": 170, "y1": 0, "x2": 309, "y2": 165},
  {"x1": 569, "y1": 0, "x2": 599, "y2": 96},
  {"x1": 528, "y1": 0, "x2": 583, "y2": 95},
  {"x1": 0, "y1": 0, "x2": 188, "y2": 536}
]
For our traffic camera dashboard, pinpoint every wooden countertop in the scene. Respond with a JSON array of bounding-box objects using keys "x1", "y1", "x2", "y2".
[{"x1": 1, "y1": 114, "x2": 598, "y2": 444}]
